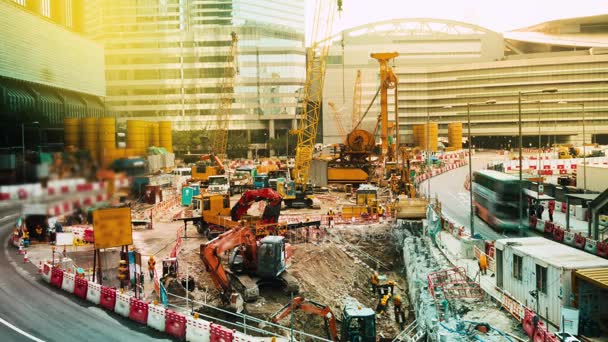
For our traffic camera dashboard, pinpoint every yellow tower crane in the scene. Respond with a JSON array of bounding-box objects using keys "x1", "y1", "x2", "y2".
[
  {"x1": 328, "y1": 101, "x2": 347, "y2": 141},
  {"x1": 281, "y1": 0, "x2": 342, "y2": 208},
  {"x1": 211, "y1": 32, "x2": 239, "y2": 160}
]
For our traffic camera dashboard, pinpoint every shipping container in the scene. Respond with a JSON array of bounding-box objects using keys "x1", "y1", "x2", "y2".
[{"x1": 495, "y1": 237, "x2": 608, "y2": 328}]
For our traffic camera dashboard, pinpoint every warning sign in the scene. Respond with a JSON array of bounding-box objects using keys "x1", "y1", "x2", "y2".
[{"x1": 92, "y1": 207, "x2": 133, "y2": 249}]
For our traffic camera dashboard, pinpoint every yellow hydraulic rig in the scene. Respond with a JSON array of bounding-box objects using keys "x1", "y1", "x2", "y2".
[
  {"x1": 210, "y1": 32, "x2": 239, "y2": 161},
  {"x1": 370, "y1": 52, "x2": 398, "y2": 163},
  {"x1": 286, "y1": 0, "x2": 342, "y2": 208}
]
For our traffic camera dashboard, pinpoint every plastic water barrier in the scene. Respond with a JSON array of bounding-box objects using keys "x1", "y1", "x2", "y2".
[
  {"x1": 50, "y1": 268, "x2": 64, "y2": 288},
  {"x1": 186, "y1": 316, "x2": 212, "y2": 342},
  {"x1": 129, "y1": 297, "x2": 149, "y2": 325},
  {"x1": 41, "y1": 264, "x2": 52, "y2": 283},
  {"x1": 165, "y1": 309, "x2": 187, "y2": 339},
  {"x1": 147, "y1": 304, "x2": 166, "y2": 332},
  {"x1": 210, "y1": 323, "x2": 233, "y2": 342},
  {"x1": 99, "y1": 286, "x2": 116, "y2": 311},
  {"x1": 61, "y1": 271, "x2": 76, "y2": 293},
  {"x1": 86, "y1": 282, "x2": 101, "y2": 304},
  {"x1": 115, "y1": 292, "x2": 131, "y2": 317},
  {"x1": 73, "y1": 277, "x2": 88, "y2": 299}
]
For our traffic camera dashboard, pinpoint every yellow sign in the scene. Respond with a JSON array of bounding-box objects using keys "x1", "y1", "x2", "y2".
[{"x1": 92, "y1": 207, "x2": 133, "y2": 249}]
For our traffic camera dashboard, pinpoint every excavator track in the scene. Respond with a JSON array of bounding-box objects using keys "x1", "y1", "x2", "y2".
[
  {"x1": 279, "y1": 271, "x2": 300, "y2": 294},
  {"x1": 229, "y1": 273, "x2": 259, "y2": 302}
]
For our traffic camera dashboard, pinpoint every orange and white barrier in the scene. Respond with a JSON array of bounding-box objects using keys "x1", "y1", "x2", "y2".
[
  {"x1": 186, "y1": 316, "x2": 212, "y2": 342},
  {"x1": 41, "y1": 263, "x2": 52, "y2": 283},
  {"x1": 147, "y1": 304, "x2": 166, "y2": 332}
]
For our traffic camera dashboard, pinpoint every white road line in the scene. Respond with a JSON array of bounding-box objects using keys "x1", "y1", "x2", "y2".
[{"x1": 0, "y1": 316, "x2": 45, "y2": 342}]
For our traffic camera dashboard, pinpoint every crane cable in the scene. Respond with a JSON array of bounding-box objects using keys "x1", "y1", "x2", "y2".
[{"x1": 353, "y1": 84, "x2": 381, "y2": 131}]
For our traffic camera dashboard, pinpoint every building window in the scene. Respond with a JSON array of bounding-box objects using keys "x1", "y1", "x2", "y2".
[
  {"x1": 513, "y1": 254, "x2": 523, "y2": 280},
  {"x1": 536, "y1": 264, "x2": 547, "y2": 293}
]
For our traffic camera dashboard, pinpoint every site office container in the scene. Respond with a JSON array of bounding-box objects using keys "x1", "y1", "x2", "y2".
[{"x1": 495, "y1": 237, "x2": 608, "y2": 328}]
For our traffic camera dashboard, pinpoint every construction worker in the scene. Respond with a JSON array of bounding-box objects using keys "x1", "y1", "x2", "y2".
[
  {"x1": 376, "y1": 293, "x2": 391, "y2": 314},
  {"x1": 393, "y1": 294, "x2": 406, "y2": 330},
  {"x1": 35, "y1": 225, "x2": 44, "y2": 242},
  {"x1": 148, "y1": 255, "x2": 156, "y2": 280},
  {"x1": 117, "y1": 260, "x2": 129, "y2": 289},
  {"x1": 378, "y1": 279, "x2": 397, "y2": 296},
  {"x1": 22, "y1": 228, "x2": 30, "y2": 247},
  {"x1": 479, "y1": 254, "x2": 488, "y2": 275},
  {"x1": 370, "y1": 271, "x2": 379, "y2": 293},
  {"x1": 327, "y1": 208, "x2": 335, "y2": 228}
]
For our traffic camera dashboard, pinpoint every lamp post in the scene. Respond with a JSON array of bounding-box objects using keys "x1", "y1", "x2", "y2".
[
  {"x1": 518, "y1": 89, "x2": 557, "y2": 232},
  {"x1": 466, "y1": 100, "x2": 496, "y2": 238}
]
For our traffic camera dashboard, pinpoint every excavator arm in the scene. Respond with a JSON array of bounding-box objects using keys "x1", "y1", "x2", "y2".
[
  {"x1": 270, "y1": 296, "x2": 339, "y2": 342},
  {"x1": 230, "y1": 189, "x2": 282, "y2": 223},
  {"x1": 200, "y1": 226, "x2": 258, "y2": 301}
]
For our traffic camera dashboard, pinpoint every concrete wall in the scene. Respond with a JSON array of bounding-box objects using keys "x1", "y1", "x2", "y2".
[
  {"x1": 577, "y1": 164, "x2": 608, "y2": 192},
  {"x1": 0, "y1": 1, "x2": 105, "y2": 96}
]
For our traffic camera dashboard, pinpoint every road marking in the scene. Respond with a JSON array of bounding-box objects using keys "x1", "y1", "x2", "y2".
[{"x1": 0, "y1": 316, "x2": 45, "y2": 342}]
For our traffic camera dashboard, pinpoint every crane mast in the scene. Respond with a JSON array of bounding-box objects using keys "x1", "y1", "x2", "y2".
[
  {"x1": 211, "y1": 32, "x2": 239, "y2": 160},
  {"x1": 292, "y1": 0, "x2": 341, "y2": 190},
  {"x1": 352, "y1": 70, "x2": 362, "y2": 131}
]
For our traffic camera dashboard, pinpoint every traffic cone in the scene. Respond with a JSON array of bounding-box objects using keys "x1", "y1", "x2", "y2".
[
  {"x1": 38, "y1": 261, "x2": 42, "y2": 274},
  {"x1": 23, "y1": 250, "x2": 29, "y2": 263},
  {"x1": 18, "y1": 243, "x2": 24, "y2": 255}
]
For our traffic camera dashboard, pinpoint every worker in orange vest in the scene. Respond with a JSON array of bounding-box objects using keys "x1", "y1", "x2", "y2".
[
  {"x1": 117, "y1": 260, "x2": 129, "y2": 289},
  {"x1": 147, "y1": 256, "x2": 156, "y2": 280},
  {"x1": 479, "y1": 254, "x2": 488, "y2": 275}
]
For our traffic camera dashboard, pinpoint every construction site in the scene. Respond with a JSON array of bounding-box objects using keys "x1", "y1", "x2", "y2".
[{"x1": 2, "y1": 1, "x2": 608, "y2": 342}]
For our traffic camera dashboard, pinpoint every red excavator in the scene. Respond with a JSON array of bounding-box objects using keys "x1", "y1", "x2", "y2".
[
  {"x1": 230, "y1": 188, "x2": 282, "y2": 224},
  {"x1": 200, "y1": 224, "x2": 299, "y2": 305},
  {"x1": 270, "y1": 296, "x2": 376, "y2": 342}
]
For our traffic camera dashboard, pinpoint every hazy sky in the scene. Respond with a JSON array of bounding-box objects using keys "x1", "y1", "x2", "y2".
[{"x1": 307, "y1": 0, "x2": 606, "y2": 37}]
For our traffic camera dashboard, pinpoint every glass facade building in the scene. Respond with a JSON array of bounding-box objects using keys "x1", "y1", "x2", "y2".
[{"x1": 89, "y1": 0, "x2": 306, "y2": 154}]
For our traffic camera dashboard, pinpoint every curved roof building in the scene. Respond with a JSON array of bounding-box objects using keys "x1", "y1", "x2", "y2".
[{"x1": 323, "y1": 16, "x2": 608, "y2": 148}]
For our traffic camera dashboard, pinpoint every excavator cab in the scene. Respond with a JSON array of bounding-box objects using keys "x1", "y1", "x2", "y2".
[
  {"x1": 341, "y1": 297, "x2": 376, "y2": 342},
  {"x1": 256, "y1": 236, "x2": 287, "y2": 278}
]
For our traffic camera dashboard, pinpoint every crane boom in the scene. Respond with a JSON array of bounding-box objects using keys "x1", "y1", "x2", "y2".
[
  {"x1": 328, "y1": 101, "x2": 347, "y2": 141},
  {"x1": 211, "y1": 32, "x2": 239, "y2": 160},
  {"x1": 352, "y1": 70, "x2": 362, "y2": 131},
  {"x1": 292, "y1": 0, "x2": 341, "y2": 189}
]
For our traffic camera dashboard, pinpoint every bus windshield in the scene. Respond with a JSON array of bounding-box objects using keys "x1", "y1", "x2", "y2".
[{"x1": 208, "y1": 177, "x2": 227, "y2": 185}]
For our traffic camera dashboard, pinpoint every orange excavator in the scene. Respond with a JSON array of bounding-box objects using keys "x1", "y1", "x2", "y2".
[
  {"x1": 190, "y1": 154, "x2": 225, "y2": 185},
  {"x1": 270, "y1": 296, "x2": 376, "y2": 342},
  {"x1": 200, "y1": 224, "x2": 299, "y2": 304}
]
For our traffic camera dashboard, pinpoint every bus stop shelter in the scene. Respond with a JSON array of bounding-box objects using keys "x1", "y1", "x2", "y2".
[{"x1": 564, "y1": 193, "x2": 599, "y2": 238}]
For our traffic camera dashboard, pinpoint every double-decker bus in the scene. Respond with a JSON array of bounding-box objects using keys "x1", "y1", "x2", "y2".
[{"x1": 472, "y1": 170, "x2": 528, "y2": 232}]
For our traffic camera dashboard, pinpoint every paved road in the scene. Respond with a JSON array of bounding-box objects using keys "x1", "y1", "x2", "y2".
[
  {"x1": 0, "y1": 207, "x2": 172, "y2": 342},
  {"x1": 420, "y1": 152, "x2": 510, "y2": 241}
]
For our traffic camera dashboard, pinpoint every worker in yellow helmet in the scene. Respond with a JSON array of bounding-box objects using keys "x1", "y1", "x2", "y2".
[
  {"x1": 376, "y1": 293, "x2": 391, "y2": 314},
  {"x1": 370, "y1": 271, "x2": 379, "y2": 294},
  {"x1": 148, "y1": 255, "x2": 156, "y2": 280},
  {"x1": 393, "y1": 293, "x2": 406, "y2": 329}
]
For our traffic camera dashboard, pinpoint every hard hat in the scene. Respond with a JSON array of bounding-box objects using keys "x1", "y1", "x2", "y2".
[
  {"x1": 120, "y1": 260, "x2": 127, "y2": 264},
  {"x1": 149, "y1": 255, "x2": 154, "y2": 260}
]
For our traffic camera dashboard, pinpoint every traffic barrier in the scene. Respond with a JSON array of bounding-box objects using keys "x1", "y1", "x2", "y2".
[
  {"x1": 165, "y1": 310, "x2": 187, "y2": 339},
  {"x1": 100, "y1": 286, "x2": 117, "y2": 311},
  {"x1": 522, "y1": 308, "x2": 536, "y2": 338},
  {"x1": 129, "y1": 297, "x2": 149, "y2": 325},
  {"x1": 61, "y1": 271, "x2": 76, "y2": 293},
  {"x1": 584, "y1": 238, "x2": 597, "y2": 254},
  {"x1": 210, "y1": 323, "x2": 233, "y2": 342},
  {"x1": 564, "y1": 231, "x2": 575, "y2": 245},
  {"x1": 50, "y1": 268, "x2": 64, "y2": 288},
  {"x1": 86, "y1": 282, "x2": 101, "y2": 304},
  {"x1": 41, "y1": 263, "x2": 52, "y2": 283},
  {"x1": 533, "y1": 322, "x2": 547, "y2": 342},
  {"x1": 186, "y1": 316, "x2": 212, "y2": 342},
  {"x1": 147, "y1": 304, "x2": 166, "y2": 332},
  {"x1": 543, "y1": 221, "x2": 554, "y2": 236},
  {"x1": 553, "y1": 227, "x2": 565, "y2": 243},
  {"x1": 233, "y1": 331, "x2": 258, "y2": 342},
  {"x1": 73, "y1": 277, "x2": 88, "y2": 299},
  {"x1": 597, "y1": 241, "x2": 608, "y2": 258},
  {"x1": 574, "y1": 233, "x2": 586, "y2": 249},
  {"x1": 115, "y1": 292, "x2": 131, "y2": 317}
]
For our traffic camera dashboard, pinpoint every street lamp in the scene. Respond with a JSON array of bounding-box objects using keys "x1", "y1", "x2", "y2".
[
  {"x1": 466, "y1": 100, "x2": 496, "y2": 238},
  {"x1": 518, "y1": 89, "x2": 557, "y2": 232},
  {"x1": 558, "y1": 101, "x2": 586, "y2": 193}
]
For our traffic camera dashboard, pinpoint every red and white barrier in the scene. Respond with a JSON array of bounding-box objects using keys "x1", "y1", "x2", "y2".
[
  {"x1": 115, "y1": 292, "x2": 131, "y2": 317},
  {"x1": 41, "y1": 263, "x2": 52, "y2": 283},
  {"x1": 129, "y1": 297, "x2": 149, "y2": 325},
  {"x1": 210, "y1": 324, "x2": 233, "y2": 342},
  {"x1": 100, "y1": 286, "x2": 116, "y2": 311},
  {"x1": 147, "y1": 304, "x2": 166, "y2": 332},
  {"x1": 186, "y1": 316, "x2": 212, "y2": 342},
  {"x1": 50, "y1": 268, "x2": 64, "y2": 288},
  {"x1": 73, "y1": 277, "x2": 88, "y2": 299},
  {"x1": 61, "y1": 271, "x2": 76, "y2": 293},
  {"x1": 86, "y1": 282, "x2": 102, "y2": 304},
  {"x1": 165, "y1": 310, "x2": 187, "y2": 339}
]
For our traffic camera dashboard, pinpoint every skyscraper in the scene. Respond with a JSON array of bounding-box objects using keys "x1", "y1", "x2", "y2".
[{"x1": 91, "y1": 0, "x2": 306, "y2": 156}]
